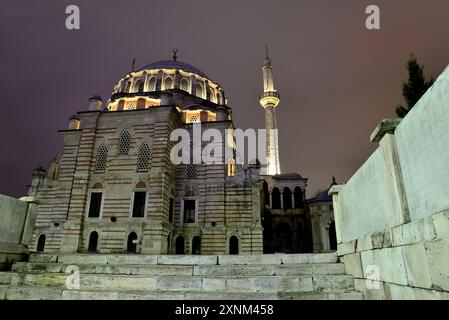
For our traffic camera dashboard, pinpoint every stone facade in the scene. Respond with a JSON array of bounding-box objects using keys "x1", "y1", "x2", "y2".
[
  {"x1": 28, "y1": 60, "x2": 263, "y2": 256},
  {"x1": 330, "y1": 64, "x2": 449, "y2": 300}
]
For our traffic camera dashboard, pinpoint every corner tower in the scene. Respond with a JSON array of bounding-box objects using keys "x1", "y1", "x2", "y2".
[{"x1": 259, "y1": 46, "x2": 281, "y2": 175}]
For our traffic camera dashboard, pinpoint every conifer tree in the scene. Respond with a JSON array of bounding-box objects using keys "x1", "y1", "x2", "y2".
[{"x1": 396, "y1": 55, "x2": 434, "y2": 118}]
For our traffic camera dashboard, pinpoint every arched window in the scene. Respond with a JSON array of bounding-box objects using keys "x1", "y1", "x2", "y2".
[
  {"x1": 88, "y1": 231, "x2": 98, "y2": 252},
  {"x1": 147, "y1": 77, "x2": 156, "y2": 91},
  {"x1": 118, "y1": 130, "x2": 132, "y2": 156},
  {"x1": 272, "y1": 187, "x2": 281, "y2": 209},
  {"x1": 216, "y1": 93, "x2": 221, "y2": 104},
  {"x1": 208, "y1": 88, "x2": 215, "y2": 102},
  {"x1": 180, "y1": 78, "x2": 190, "y2": 92},
  {"x1": 192, "y1": 236, "x2": 201, "y2": 255},
  {"x1": 263, "y1": 181, "x2": 269, "y2": 206},
  {"x1": 37, "y1": 234, "x2": 46, "y2": 252},
  {"x1": 164, "y1": 76, "x2": 173, "y2": 90},
  {"x1": 95, "y1": 145, "x2": 108, "y2": 172},
  {"x1": 329, "y1": 221, "x2": 337, "y2": 250},
  {"x1": 127, "y1": 232, "x2": 138, "y2": 253},
  {"x1": 135, "y1": 80, "x2": 144, "y2": 92},
  {"x1": 125, "y1": 80, "x2": 131, "y2": 92},
  {"x1": 137, "y1": 143, "x2": 151, "y2": 172},
  {"x1": 126, "y1": 102, "x2": 136, "y2": 110},
  {"x1": 283, "y1": 187, "x2": 292, "y2": 209},
  {"x1": 294, "y1": 187, "x2": 303, "y2": 208},
  {"x1": 196, "y1": 82, "x2": 204, "y2": 98},
  {"x1": 175, "y1": 236, "x2": 185, "y2": 254},
  {"x1": 229, "y1": 236, "x2": 239, "y2": 255}
]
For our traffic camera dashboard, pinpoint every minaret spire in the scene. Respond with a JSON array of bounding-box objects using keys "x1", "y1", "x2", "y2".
[{"x1": 259, "y1": 46, "x2": 281, "y2": 175}]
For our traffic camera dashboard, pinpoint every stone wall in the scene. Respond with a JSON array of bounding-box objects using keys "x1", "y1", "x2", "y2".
[
  {"x1": 330, "y1": 64, "x2": 449, "y2": 300},
  {"x1": 0, "y1": 194, "x2": 37, "y2": 270}
]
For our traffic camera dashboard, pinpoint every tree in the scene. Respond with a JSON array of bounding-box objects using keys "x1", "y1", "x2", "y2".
[{"x1": 395, "y1": 54, "x2": 434, "y2": 118}]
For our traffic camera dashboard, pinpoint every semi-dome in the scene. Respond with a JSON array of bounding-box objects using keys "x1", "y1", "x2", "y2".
[{"x1": 138, "y1": 60, "x2": 208, "y2": 78}]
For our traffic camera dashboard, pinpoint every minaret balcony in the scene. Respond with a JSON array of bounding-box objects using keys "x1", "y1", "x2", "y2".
[{"x1": 259, "y1": 91, "x2": 280, "y2": 107}]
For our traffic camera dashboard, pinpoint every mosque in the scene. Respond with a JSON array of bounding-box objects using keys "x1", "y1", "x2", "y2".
[{"x1": 27, "y1": 50, "x2": 336, "y2": 255}]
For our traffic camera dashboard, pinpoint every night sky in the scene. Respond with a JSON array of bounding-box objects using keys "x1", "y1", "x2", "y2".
[{"x1": 1, "y1": 0, "x2": 449, "y2": 198}]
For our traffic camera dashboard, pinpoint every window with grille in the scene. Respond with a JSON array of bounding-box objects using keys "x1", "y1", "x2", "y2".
[
  {"x1": 118, "y1": 130, "x2": 132, "y2": 156},
  {"x1": 95, "y1": 145, "x2": 108, "y2": 172},
  {"x1": 137, "y1": 143, "x2": 151, "y2": 171},
  {"x1": 132, "y1": 191, "x2": 146, "y2": 217},
  {"x1": 169, "y1": 198, "x2": 174, "y2": 223},
  {"x1": 196, "y1": 83, "x2": 204, "y2": 98},
  {"x1": 189, "y1": 115, "x2": 199, "y2": 123},
  {"x1": 183, "y1": 199, "x2": 196, "y2": 223},
  {"x1": 147, "y1": 77, "x2": 156, "y2": 91},
  {"x1": 180, "y1": 78, "x2": 189, "y2": 92},
  {"x1": 186, "y1": 164, "x2": 197, "y2": 179},
  {"x1": 127, "y1": 102, "x2": 136, "y2": 110},
  {"x1": 164, "y1": 77, "x2": 173, "y2": 90},
  {"x1": 88, "y1": 192, "x2": 103, "y2": 218}
]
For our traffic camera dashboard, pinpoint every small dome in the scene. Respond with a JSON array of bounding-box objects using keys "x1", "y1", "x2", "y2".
[
  {"x1": 138, "y1": 60, "x2": 208, "y2": 78},
  {"x1": 89, "y1": 95, "x2": 102, "y2": 101},
  {"x1": 69, "y1": 114, "x2": 80, "y2": 120}
]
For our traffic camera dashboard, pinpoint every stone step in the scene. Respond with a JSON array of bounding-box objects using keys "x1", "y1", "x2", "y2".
[
  {"x1": 28, "y1": 252, "x2": 338, "y2": 265},
  {"x1": 0, "y1": 285, "x2": 363, "y2": 300},
  {"x1": 11, "y1": 262, "x2": 346, "y2": 276},
  {"x1": 1, "y1": 272, "x2": 354, "y2": 292}
]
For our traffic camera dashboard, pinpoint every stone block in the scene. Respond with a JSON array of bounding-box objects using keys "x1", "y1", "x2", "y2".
[
  {"x1": 6, "y1": 285, "x2": 62, "y2": 300},
  {"x1": 107, "y1": 255, "x2": 158, "y2": 265},
  {"x1": 158, "y1": 255, "x2": 217, "y2": 265},
  {"x1": 402, "y1": 243, "x2": 432, "y2": 289},
  {"x1": 97, "y1": 275, "x2": 157, "y2": 290},
  {"x1": 119, "y1": 291, "x2": 185, "y2": 300},
  {"x1": 354, "y1": 278, "x2": 385, "y2": 300},
  {"x1": 58, "y1": 254, "x2": 108, "y2": 265},
  {"x1": 203, "y1": 277, "x2": 226, "y2": 291},
  {"x1": 226, "y1": 276, "x2": 313, "y2": 292},
  {"x1": 356, "y1": 235, "x2": 373, "y2": 252},
  {"x1": 413, "y1": 287, "x2": 442, "y2": 300},
  {"x1": 432, "y1": 211, "x2": 449, "y2": 239},
  {"x1": 219, "y1": 255, "x2": 280, "y2": 265},
  {"x1": 337, "y1": 241, "x2": 356, "y2": 256},
  {"x1": 275, "y1": 263, "x2": 345, "y2": 276},
  {"x1": 62, "y1": 289, "x2": 120, "y2": 300},
  {"x1": 425, "y1": 238, "x2": 449, "y2": 291},
  {"x1": 280, "y1": 253, "x2": 337, "y2": 264},
  {"x1": 194, "y1": 265, "x2": 274, "y2": 276},
  {"x1": 384, "y1": 283, "x2": 415, "y2": 300},
  {"x1": 327, "y1": 292, "x2": 364, "y2": 300},
  {"x1": 12, "y1": 262, "x2": 64, "y2": 274},
  {"x1": 312, "y1": 275, "x2": 354, "y2": 292},
  {"x1": 130, "y1": 265, "x2": 193, "y2": 276},
  {"x1": 344, "y1": 252, "x2": 363, "y2": 278},
  {"x1": 375, "y1": 247, "x2": 408, "y2": 286},
  {"x1": 156, "y1": 276, "x2": 202, "y2": 290},
  {"x1": 0, "y1": 272, "x2": 12, "y2": 284},
  {"x1": 391, "y1": 225, "x2": 403, "y2": 247},
  {"x1": 0, "y1": 284, "x2": 7, "y2": 299},
  {"x1": 28, "y1": 254, "x2": 58, "y2": 263}
]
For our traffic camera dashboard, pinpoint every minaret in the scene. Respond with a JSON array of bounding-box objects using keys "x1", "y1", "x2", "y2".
[{"x1": 259, "y1": 46, "x2": 281, "y2": 175}]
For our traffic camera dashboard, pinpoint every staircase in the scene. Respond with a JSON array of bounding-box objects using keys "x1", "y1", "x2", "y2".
[{"x1": 0, "y1": 252, "x2": 363, "y2": 300}]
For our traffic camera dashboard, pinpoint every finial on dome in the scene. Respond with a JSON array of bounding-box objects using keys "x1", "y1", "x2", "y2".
[
  {"x1": 264, "y1": 44, "x2": 271, "y2": 65},
  {"x1": 173, "y1": 49, "x2": 178, "y2": 61}
]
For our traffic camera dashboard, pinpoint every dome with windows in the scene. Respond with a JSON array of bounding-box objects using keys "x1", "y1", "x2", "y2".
[{"x1": 107, "y1": 58, "x2": 227, "y2": 115}]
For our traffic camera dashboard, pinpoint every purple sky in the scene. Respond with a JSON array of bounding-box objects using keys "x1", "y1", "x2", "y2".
[{"x1": 1, "y1": 0, "x2": 449, "y2": 198}]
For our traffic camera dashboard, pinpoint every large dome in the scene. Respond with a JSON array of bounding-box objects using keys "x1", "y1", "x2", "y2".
[{"x1": 138, "y1": 60, "x2": 208, "y2": 78}]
